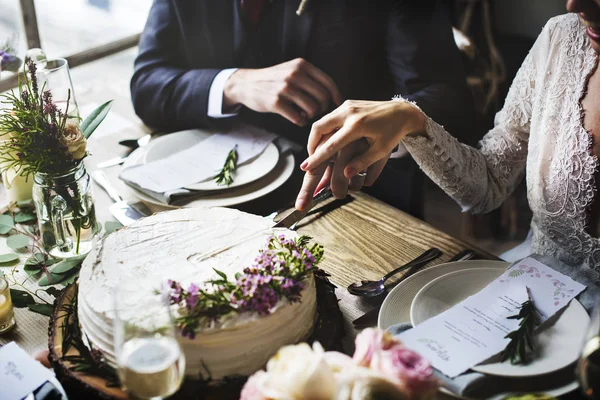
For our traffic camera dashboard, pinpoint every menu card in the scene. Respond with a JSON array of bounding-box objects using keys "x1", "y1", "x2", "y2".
[
  {"x1": 0, "y1": 342, "x2": 55, "y2": 400},
  {"x1": 398, "y1": 258, "x2": 586, "y2": 377},
  {"x1": 120, "y1": 129, "x2": 277, "y2": 193}
]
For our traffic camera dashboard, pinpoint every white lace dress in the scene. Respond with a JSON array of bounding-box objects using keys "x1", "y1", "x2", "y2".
[{"x1": 402, "y1": 14, "x2": 600, "y2": 280}]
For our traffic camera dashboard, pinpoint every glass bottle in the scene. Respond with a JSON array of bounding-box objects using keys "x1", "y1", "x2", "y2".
[{"x1": 32, "y1": 162, "x2": 99, "y2": 259}]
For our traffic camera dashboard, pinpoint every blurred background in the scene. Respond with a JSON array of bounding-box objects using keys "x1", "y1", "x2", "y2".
[{"x1": 0, "y1": 0, "x2": 569, "y2": 257}]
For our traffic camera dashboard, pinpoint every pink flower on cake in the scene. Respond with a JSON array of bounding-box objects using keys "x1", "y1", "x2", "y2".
[
  {"x1": 370, "y1": 344, "x2": 438, "y2": 399},
  {"x1": 353, "y1": 328, "x2": 399, "y2": 367}
]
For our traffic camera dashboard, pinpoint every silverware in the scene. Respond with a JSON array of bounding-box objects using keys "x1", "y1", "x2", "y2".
[
  {"x1": 273, "y1": 185, "x2": 333, "y2": 229},
  {"x1": 119, "y1": 134, "x2": 152, "y2": 149},
  {"x1": 348, "y1": 248, "x2": 442, "y2": 297},
  {"x1": 351, "y1": 248, "x2": 476, "y2": 328},
  {"x1": 97, "y1": 134, "x2": 152, "y2": 169},
  {"x1": 91, "y1": 171, "x2": 151, "y2": 226}
]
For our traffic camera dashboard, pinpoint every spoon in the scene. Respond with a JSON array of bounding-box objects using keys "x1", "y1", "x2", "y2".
[{"x1": 347, "y1": 248, "x2": 442, "y2": 297}]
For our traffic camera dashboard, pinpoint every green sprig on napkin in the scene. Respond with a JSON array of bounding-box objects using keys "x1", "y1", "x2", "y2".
[
  {"x1": 502, "y1": 286, "x2": 539, "y2": 365},
  {"x1": 215, "y1": 145, "x2": 238, "y2": 186}
]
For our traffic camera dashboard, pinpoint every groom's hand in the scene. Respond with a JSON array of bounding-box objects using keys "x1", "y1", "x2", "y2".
[{"x1": 222, "y1": 58, "x2": 344, "y2": 126}]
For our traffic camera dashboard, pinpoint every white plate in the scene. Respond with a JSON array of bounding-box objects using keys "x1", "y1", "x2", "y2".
[
  {"x1": 410, "y1": 268, "x2": 589, "y2": 377},
  {"x1": 410, "y1": 267, "x2": 506, "y2": 326},
  {"x1": 143, "y1": 129, "x2": 280, "y2": 191},
  {"x1": 378, "y1": 260, "x2": 509, "y2": 329},
  {"x1": 123, "y1": 145, "x2": 295, "y2": 209},
  {"x1": 378, "y1": 260, "x2": 581, "y2": 398}
]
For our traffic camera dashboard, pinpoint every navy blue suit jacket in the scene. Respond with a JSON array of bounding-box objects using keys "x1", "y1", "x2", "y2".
[{"x1": 131, "y1": 0, "x2": 476, "y2": 145}]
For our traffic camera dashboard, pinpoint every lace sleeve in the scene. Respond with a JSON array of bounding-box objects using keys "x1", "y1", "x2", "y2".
[{"x1": 402, "y1": 20, "x2": 552, "y2": 214}]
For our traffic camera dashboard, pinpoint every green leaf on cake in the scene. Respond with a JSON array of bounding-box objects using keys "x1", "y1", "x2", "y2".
[
  {"x1": 0, "y1": 253, "x2": 19, "y2": 264},
  {"x1": 0, "y1": 215, "x2": 14, "y2": 234},
  {"x1": 6, "y1": 234, "x2": 30, "y2": 249},
  {"x1": 10, "y1": 289, "x2": 35, "y2": 307},
  {"x1": 214, "y1": 268, "x2": 228, "y2": 281},
  {"x1": 27, "y1": 303, "x2": 54, "y2": 316},
  {"x1": 50, "y1": 258, "x2": 83, "y2": 274},
  {"x1": 15, "y1": 212, "x2": 36, "y2": 223}
]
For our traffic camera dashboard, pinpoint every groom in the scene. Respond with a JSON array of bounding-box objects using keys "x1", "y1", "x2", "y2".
[{"x1": 131, "y1": 0, "x2": 476, "y2": 217}]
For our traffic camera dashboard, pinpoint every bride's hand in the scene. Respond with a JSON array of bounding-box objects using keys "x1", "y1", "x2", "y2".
[{"x1": 295, "y1": 99, "x2": 425, "y2": 211}]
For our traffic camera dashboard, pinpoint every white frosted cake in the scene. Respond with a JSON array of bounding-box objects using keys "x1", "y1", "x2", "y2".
[{"x1": 77, "y1": 208, "x2": 319, "y2": 380}]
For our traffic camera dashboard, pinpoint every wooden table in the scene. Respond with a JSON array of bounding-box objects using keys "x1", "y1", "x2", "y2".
[{"x1": 0, "y1": 54, "x2": 505, "y2": 399}]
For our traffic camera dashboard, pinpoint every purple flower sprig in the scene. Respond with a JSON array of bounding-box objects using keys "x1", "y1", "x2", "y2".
[
  {"x1": 0, "y1": 40, "x2": 22, "y2": 73},
  {"x1": 167, "y1": 235, "x2": 324, "y2": 339}
]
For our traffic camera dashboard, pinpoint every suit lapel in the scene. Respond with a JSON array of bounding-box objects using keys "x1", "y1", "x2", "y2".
[
  {"x1": 282, "y1": 0, "x2": 314, "y2": 60},
  {"x1": 197, "y1": 0, "x2": 237, "y2": 65}
]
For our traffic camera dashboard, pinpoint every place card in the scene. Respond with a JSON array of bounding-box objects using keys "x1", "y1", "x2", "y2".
[
  {"x1": 0, "y1": 342, "x2": 54, "y2": 400},
  {"x1": 398, "y1": 257, "x2": 586, "y2": 377},
  {"x1": 120, "y1": 128, "x2": 277, "y2": 193}
]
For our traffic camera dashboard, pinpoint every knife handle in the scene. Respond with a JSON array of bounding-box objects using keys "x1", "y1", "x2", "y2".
[{"x1": 92, "y1": 171, "x2": 123, "y2": 203}]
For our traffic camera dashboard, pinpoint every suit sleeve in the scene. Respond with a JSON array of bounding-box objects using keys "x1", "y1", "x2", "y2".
[
  {"x1": 130, "y1": 0, "x2": 223, "y2": 131},
  {"x1": 385, "y1": 0, "x2": 479, "y2": 145}
]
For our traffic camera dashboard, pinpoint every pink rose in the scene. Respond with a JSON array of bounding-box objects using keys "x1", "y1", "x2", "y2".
[
  {"x1": 371, "y1": 344, "x2": 438, "y2": 399},
  {"x1": 353, "y1": 328, "x2": 399, "y2": 367},
  {"x1": 240, "y1": 371, "x2": 268, "y2": 400}
]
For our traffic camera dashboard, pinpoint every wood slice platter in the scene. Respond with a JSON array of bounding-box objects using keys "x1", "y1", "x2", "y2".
[{"x1": 48, "y1": 271, "x2": 344, "y2": 400}]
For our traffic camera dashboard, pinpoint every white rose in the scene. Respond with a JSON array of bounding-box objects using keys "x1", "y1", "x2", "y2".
[
  {"x1": 257, "y1": 343, "x2": 336, "y2": 400},
  {"x1": 60, "y1": 121, "x2": 87, "y2": 161}
]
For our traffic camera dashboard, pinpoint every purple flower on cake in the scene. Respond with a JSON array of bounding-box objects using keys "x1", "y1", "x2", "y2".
[{"x1": 166, "y1": 234, "x2": 324, "y2": 338}]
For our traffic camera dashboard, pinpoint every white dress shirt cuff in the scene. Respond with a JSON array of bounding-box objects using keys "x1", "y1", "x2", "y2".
[{"x1": 207, "y1": 68, "x2": 240, "y2": 118}]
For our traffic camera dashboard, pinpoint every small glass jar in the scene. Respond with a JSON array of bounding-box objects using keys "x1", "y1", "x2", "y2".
[
  {"x1": 0, "y1": 277, "x2": 15, "y2": 333},
  {"x1": 32, "y1": 162, "x2": 99, "y2": 259}
]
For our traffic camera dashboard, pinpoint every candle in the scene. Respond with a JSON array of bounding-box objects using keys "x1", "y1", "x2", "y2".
[
  {"x1": 0, "y1": 277, "x2": 15, "y2": 333},
  {"x1": 2, "y1": 167, "x2": 33, "y2": 203}
]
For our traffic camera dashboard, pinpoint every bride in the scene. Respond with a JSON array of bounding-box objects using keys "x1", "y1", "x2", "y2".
[{"x1": 295, "y1": 0, "x2": 600, "y2": 279}]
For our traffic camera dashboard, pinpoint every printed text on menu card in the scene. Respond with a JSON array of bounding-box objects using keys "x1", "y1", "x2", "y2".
[{"x1": 398, "y1": 258, "x2": 586, "y2": 377}]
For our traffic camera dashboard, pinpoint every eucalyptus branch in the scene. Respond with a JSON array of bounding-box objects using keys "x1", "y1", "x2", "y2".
[
  {"x1": 215, "y1": 145, "x2": 238, "y2": 186},
  {"x1": 502, "y1": 287, "x2": 539, "y2": 365}
]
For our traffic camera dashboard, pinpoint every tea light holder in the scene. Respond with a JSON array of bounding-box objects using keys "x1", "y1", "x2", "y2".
[{"x1": 0, "y1": 277, "x2": 15, "y2": 333}]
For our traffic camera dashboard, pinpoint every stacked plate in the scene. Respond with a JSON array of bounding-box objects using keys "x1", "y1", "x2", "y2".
[
  {"x1": 377, "y1": 260, "x2": 588, "y2": 399},
  {"x1": 122, "y1": 129, "x2": 295, "y2": 208}
]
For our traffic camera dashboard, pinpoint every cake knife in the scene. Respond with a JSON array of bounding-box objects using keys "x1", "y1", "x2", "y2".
[{"x1": 191, "y1": 186, "x2": 333, "y2": 262}]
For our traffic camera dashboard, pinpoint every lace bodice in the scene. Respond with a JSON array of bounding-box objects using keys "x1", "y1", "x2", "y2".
[{"x1": 403, "y1": 14, "x2": 600, "y2": 280}]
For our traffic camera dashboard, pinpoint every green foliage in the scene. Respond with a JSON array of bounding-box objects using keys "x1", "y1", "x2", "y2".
[
  {"x1": 215, "y1": 146, "x2": 238, "y2": 186},
  {"x1": 502, "y1": 288, "x2": 539, "y2": 365},
  {"x1": 50, "y1": 258, "x2": 83, "y2": 274},
  {"x1": 104, "y1": 221, "x2": 123, "y2": 236},
  {"x1": 10, "y1": 288, "x2": 35, "y2": 307},
  {"x1": 27, "y1": 303, "x2": 54, "y2": 316},
  {"x1": 0, "y1": 253, "x2": 19, "y2": 264},
  {"x1": 81, "y1": 100, "x2": 113, "y2": 139},
  {"x1": 15, "y1": 212, "x2": 36, "y2": 223},
  {"x1": 6, "y1": 234, "x2": 29, "y2": 249},
  {"x1": 0, "y1": 215, "x2": 14, "y2": 234}
]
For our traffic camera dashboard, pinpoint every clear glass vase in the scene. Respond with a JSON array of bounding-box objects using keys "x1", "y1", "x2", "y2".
[{"x1": 32, "y1": 162, "x2": 99, "y2": 259}]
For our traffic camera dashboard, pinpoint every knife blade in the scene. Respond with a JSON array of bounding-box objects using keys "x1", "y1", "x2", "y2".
[
  {"x1": 273, "y1": 185, "x2": 333, "y2": 229},
  {"x1": 91, "y1": 171, "x2": 151, "y2": 226},
  {"x1": 351, "y1": 248, "x2": 477, "y2": 328}
]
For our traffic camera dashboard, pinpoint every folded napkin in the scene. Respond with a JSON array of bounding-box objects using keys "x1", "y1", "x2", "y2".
[
  {"x1": 120, "y1": 127, "x2": 301, "y2": 205},
  {"x1": 387, "y1": 254, "x2": 600, "y2": 399}
]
